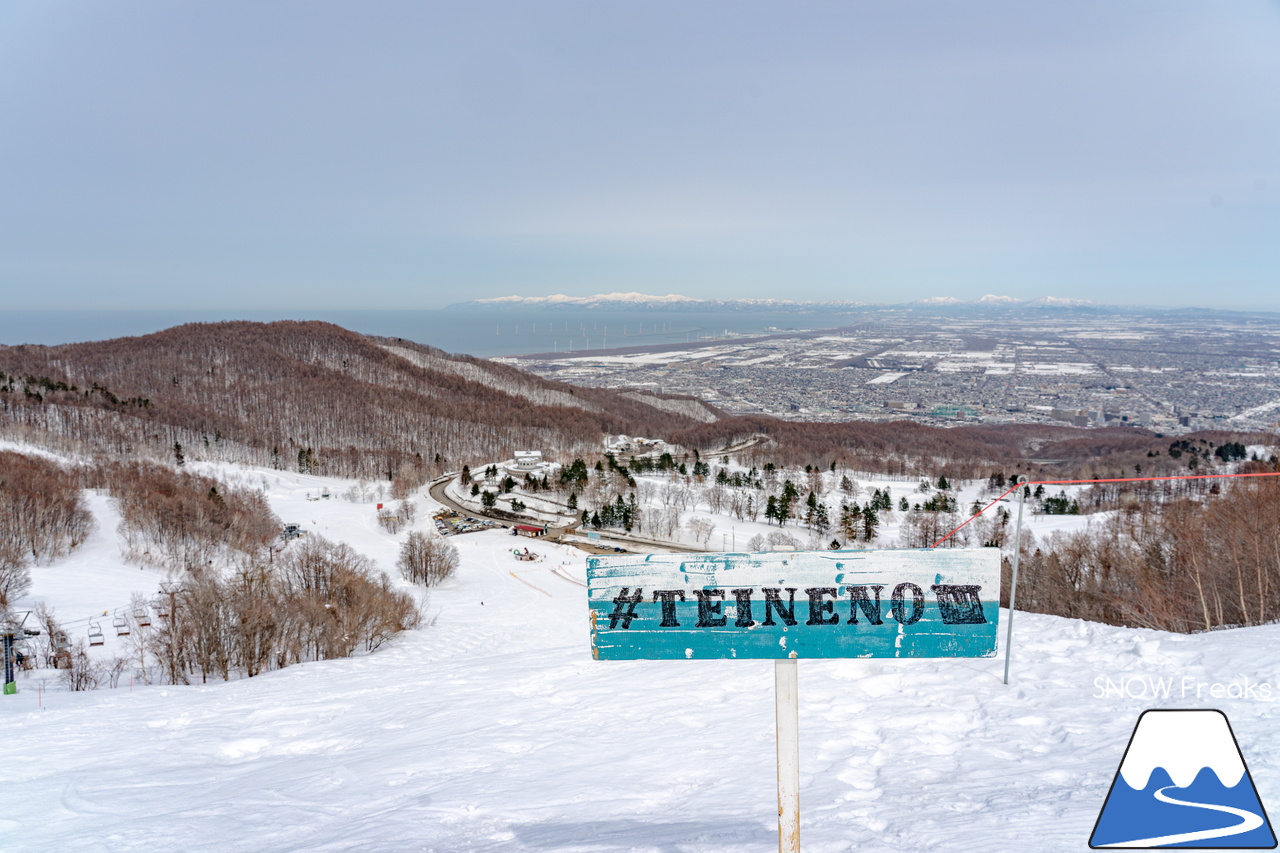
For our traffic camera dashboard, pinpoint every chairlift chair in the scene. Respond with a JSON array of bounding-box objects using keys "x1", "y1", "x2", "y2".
[
  {"x1": 153, "y1": 596, "x2": 171, "y2": 619},
  {"x1": 113, "y1": 615, "x2": 130, "y2": 636},
  {"x1": 52, "y1": 630, "x2": 71, "y2": 668},
  {"x1": 54, "y1": 647, "x2": 71, "y2": 669},
  {"x1": 88, "y1": 623, "x2": 105, "y2": 646},
  {"x1": 13, "y1": 638, "x2": 34, "y2": 669},
  {"x1": 134, "y1": 605, "x2": 152, "y2": 627}
]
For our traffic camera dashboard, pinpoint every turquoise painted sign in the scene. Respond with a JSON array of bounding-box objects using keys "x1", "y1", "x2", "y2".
[{"x1": 588, "y1": 549, "x2": 1001, "y2": 660}]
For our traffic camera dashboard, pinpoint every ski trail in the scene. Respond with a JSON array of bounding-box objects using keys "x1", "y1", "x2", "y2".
[
  {"x1": 1101, "y1": 785, "x2": 1265, "y2": 847},
  {"x1": 507, "y1": 571, "x2": 553, "y2": 597},
  {"x1": 549, "y1": 565, "x2": 587, "y2": 587}
]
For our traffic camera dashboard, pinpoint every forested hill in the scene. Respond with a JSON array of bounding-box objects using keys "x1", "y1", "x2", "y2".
[
  {"x1": 0, "y1": 321, "x2": 721, "y2": 480},
  {"x1": 0, "y1": 320, "x2": 1265, "y2": 480}
]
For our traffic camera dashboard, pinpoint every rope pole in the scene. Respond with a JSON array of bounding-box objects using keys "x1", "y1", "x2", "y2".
[
  {"x1": 1003, "y1": 479, "x2": 1025, "y2": 686},
  {"x1": 929, "y1": 469, "x2": 1280, "y2": 550},
  {"x1": 918, "y1": 468, "x2": 1280, "y2": 683}
]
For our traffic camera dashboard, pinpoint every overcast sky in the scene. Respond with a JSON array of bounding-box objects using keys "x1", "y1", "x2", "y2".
[{"x1": 2, "y1": 1, "x2": 1278, "y2": 311}]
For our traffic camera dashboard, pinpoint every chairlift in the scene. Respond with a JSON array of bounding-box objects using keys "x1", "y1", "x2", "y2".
[
  {"x1": 113, "y1": 615, "x2": 130, "y2": 636},
  {"x1": 12, "y1": 638, "x2": 34, "y2": 669},
  {"x1": 88, "y1": 623, "x2": 105, "y2": 646},
  {"x1": 3, "y1": 610, "x2": 38, "y2": 638},
  {"x1": 154, "y1": 597, "x2": 171, "y2": 619},
  {"x1": 52, "y1": 630, "x2": 71, "y2": 668},
  {"x1": 134, "y1": 605, "x2": 152, "y2": 627}
]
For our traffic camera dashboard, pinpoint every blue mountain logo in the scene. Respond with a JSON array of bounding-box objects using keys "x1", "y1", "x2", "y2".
[{"x1": 1091, "y1": 709, "x2": 1276, "y2": 848}]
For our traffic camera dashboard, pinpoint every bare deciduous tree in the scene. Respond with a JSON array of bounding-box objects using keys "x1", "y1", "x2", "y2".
[
  {"x1": 143, "y1": 536, "x2": 419, "y2": 684},
  {"x1": 60, "y1": 640, "x2": 102, "y2": 691},
  {"x1": 704, "y1": 483, "x2": 728, "y2": 514},
  {"x1": 0, "y1": 451, "x2": 94, "y2": 606},
  {"x1": 766, "y1": 531, "x2": 800, "y2": 550},
  {"x1": 397, "y1": 531, "x2": 459, "y2": 587},
  {"x1": 687, "y1": 516, "x2": 715, "y2": 547},
  {"x1": 103, "y1": 461, "x2": 279, "y2": 572}
]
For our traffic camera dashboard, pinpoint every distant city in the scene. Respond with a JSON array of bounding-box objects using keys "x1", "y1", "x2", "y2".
[{"x1": 495, "y1": 303, "x2": 1280, "y2": 435}]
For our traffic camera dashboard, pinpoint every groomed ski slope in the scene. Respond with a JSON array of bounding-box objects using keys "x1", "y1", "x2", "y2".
[{"x1": 3, "y1": 460, "x2": 1278, "y2": 852}]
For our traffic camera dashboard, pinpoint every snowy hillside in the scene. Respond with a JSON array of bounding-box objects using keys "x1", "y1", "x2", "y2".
[{"x1": 3, "y1": 451, "x2": 1278, "y2": 852}]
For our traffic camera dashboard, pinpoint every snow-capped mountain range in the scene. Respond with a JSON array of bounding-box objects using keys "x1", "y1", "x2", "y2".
[
  {"x1": 913, "y1": 294, "x2": 1097, "y2": 307},
  {"x1": 450, "y1": 292, "x2": 1100, "y2": 312}
]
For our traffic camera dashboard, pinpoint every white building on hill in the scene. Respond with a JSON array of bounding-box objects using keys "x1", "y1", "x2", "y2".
[{"x1": 507, "y1": 450, "x2": 547, "y2": 476}]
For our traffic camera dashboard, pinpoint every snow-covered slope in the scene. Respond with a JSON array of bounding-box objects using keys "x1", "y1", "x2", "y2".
[
  {"x1": 380, "y1": 343, "x2": 603, "y2": 413},
  {"x1": 4, "y1": 459, "x2": 1279, "y2": 852}
]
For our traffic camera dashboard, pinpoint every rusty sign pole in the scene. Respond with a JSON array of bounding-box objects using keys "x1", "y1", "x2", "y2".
[{"x1": 775, "y1": 657, "x2": 800, "y2": 853}]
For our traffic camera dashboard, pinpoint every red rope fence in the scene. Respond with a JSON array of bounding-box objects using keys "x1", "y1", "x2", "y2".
[{"x1": 928, "y1": 470, "x2": 1280, "y2": 549}]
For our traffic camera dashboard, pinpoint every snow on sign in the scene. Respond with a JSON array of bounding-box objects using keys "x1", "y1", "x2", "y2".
[{"x1": 587, "y1": 548, "x2": 1001, "y2": 660}]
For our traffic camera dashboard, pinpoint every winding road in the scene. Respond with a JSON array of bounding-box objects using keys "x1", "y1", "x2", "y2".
[
  {"x1": 427, "y1": 476, "x2": 701, "y2": 555},
  {"x1": 426, "y1": 435, "x2": 771, "y2": 556}
]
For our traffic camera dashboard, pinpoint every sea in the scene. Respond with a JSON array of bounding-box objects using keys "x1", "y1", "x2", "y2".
[{"x1": 0, "y1": 308, "x2": 860, "y2": 358}]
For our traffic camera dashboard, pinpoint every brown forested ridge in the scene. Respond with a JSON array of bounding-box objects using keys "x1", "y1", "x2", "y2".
[
  {"x1": 2, "y1": 321, "x2": 1279, "y2": 646},
  {"x1": 0, "y1": 320, "x2": 1267, "y2": 481},
  {"x1": 0, "y1": 321, "x2": 721, "y2": 480}
]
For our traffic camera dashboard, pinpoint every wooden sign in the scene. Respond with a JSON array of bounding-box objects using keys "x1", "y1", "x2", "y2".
[{"x1": 588, "y1": 548, "x2": 1001, "y2": 660}]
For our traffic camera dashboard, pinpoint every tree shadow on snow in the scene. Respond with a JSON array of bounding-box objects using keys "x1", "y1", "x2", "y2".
[{"x1": 510, "y1": 818, "x2": 774, "y2": 852}]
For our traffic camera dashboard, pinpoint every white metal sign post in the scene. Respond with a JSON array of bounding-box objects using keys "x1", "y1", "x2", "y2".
[
  {"x1": 587, "y1": 547, "x2": 1002, "y2": 850},
  {"x1": 1002, "y1": 479, "x2": 1026, "y2": 686},
  {"x1": 776, "y1": 658, "x2": 800, "y2": 852}
]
